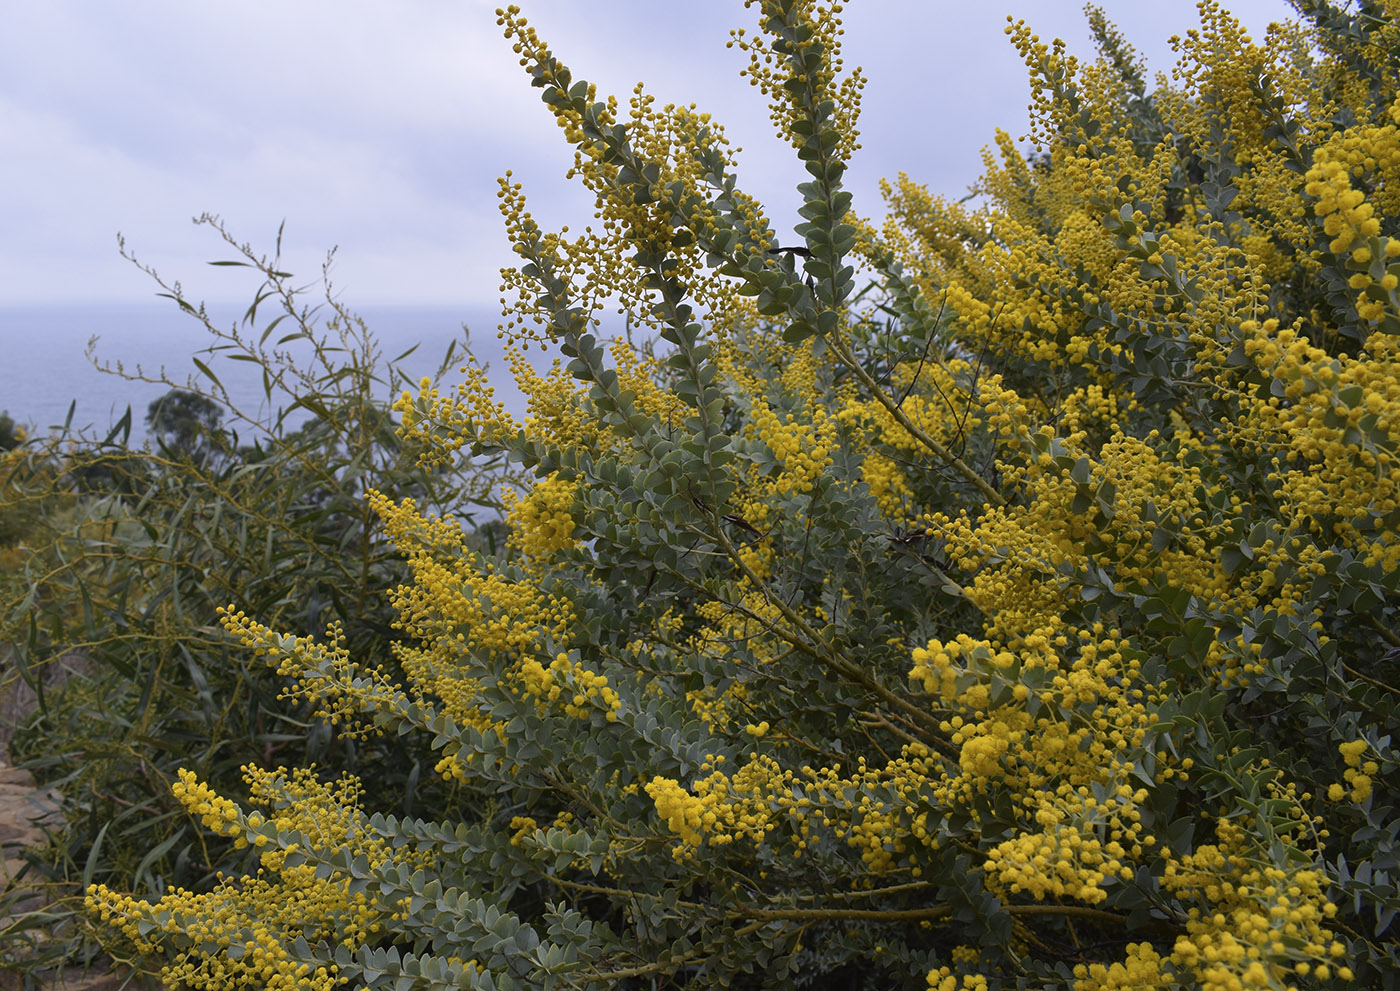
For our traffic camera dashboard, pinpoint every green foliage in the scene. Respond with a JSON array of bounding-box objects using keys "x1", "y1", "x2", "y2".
[
  {"x1": 0, "y1": 412, "x2": 36, "y2": 549},
  {"x1": 144, "y1": 388, "x2": 227, "y2": 464},
  {"x1": 0, "y1": 218, "x2": 504, "y2": 977},
  {"x1": 0, "y1": 412, "x2": 20, "y2": 452}
]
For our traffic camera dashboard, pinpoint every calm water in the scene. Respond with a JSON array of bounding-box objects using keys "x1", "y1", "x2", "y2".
[{"x1": 0, "y1": 302, "x2": 536, "y2": 444}]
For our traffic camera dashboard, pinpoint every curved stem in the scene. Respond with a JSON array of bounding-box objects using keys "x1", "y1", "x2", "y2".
[
  {"x1": 827, "y1": 333, "x2": 1007, "y2": 508},
  {"x1": 1342, "y1": 660, "x2": 1400, "y2": 697},
  {"x1": 709, "y1": 517, "x2": 948, "y2": 738},
  {"x1": 1363, "y1": 613, "x2": 1400, "y2": 648}
]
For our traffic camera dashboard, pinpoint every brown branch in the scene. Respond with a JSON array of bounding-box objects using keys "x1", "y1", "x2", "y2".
[
  {"x1": 573, "y1": 919, "x2": 768, "y2": 982},
  {"x1": 825, "y1": 332, "x2": 1007, "y2": 508},
  {"x1": 709, "y1": 519, "x2": 949, "y2": 738},
  {"x1": 732, "y1": 902, "x2": 1131, "y2": 926},
  {"x1": 733, "y1": 904, "x2": 952, "y2": 923},
  {"x1": 1342, "y1": 661, "x2": 1400, "y2": 698},
  {"x1": 1363, "y1": 613, "x2": 1400, "y2": 648}
]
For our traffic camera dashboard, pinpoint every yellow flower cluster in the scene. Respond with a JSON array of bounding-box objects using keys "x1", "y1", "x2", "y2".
[
  {"x1": 748, "y1": 395, "x2": 834, "y2": 493},
  {"x1": 88, "y1": 765, "x2": 402, "y2": 991},
  {"x1": 644, "y1": 746, "x2": 963, "y2": 880},
  {"x1": 1307, "y1": 155, "x2": 1386, "y2": 254},
  {"x1": 983, "y1": 820, "x2": 1126, "y2": 905},
  {"x1": 646, "y1": 776, "x2": 709, "y2": 849},
  {"x1": 88, "y1": 875, "x2": 343, "y2": 991},
  {"x1": 876, "y1": 172, "x2": 989, "y2": 300},
  {"x1": 910, "y1": 635, "x2": 1016, "y2": 703},
  {"x1": 1166, "y1": 1, "x2": 1326, "y2": 165},
  {"x1": 728, "y1": 343, "x2": 838, "y2": 497},
  {"x1": 171, "y1": 767, "x2": 241, "y2": 839},
  {"x1": 508, "y1": 815, "x2": 538, "y2": 846},
  {"x1": 611, "y1": 341, "x2": 686, "y2": 422},
  {"x1": 1072, "y1": 942, "x2": 1167, "y2": 991},
  {"x1": 857, "y1": 449, "x2": 911, "y2": 517},
  {"x1": 517, "y1": 651, "x2": 621, "y2": 721},
  {"x1": 1332, "y1": 738, "x2": 1376, "y2": 803},
  {"x1": 370, "y1": 487, "x2": 575, "y2": 650},
  {"x1": 218, "y1": 607, "x2": 404, "y2": 737},
  {"x1": 241, "y1": 765, "x2": 374, "y2": 871},
  {"x1": 1004, "y1": 17, "x2": 1085, "y2": 155},
  {"x1": 1161, "y1": 817, "x2": 1349, "y2": 987},
  {"x1": 496, "y1": 6, "x2": 758, "y2": 338},
  {"x1": 394, "y1": 369, "x2": 506, "y2": 468},
  {"x1": 926, "y1": 968, "x2": 988, "y2": 991},
  {"x1": 1236, "y1": 319, "x2": 1400, "y2": 572},
  {"x1": 504, "y1": 472, "x2": 578, "y2": 560},
  {"x1": 831, "y1": 349, "x2": 984, "y2": 517},
  {"x1": 508, "y1": 350, "x2": 606, "y2": 449},
  {"x1": 728, "y1": 0, "x2": 866, "y2": 161},
  {"x1": 1306, "y1": 100, "x2": 1400, "y2": 242}
]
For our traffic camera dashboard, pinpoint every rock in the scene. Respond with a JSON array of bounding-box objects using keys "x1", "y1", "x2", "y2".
[
  {"x1": 0, "y1": 768, "x2": 35, "y2": 790},
  {"x1": 0, "y1": 765, "x2": 177, "y2": 989},
  {"x1": 0, "y1": 779, "x2": 63, "y2": 864}
]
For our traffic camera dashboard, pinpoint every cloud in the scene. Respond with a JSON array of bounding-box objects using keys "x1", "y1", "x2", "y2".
[{"x1": 2, "y1": 0, "x2": 1298, "y2": 306}]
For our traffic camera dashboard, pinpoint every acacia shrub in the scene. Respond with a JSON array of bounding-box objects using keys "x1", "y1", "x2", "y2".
[{"x1": 87, "y1": 3, "x2": 1398, "y2": 989}]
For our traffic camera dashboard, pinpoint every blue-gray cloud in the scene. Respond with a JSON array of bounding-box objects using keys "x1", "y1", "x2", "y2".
[{"x1": 1, "y1": 0, "x2": 1297, "y2": 306}]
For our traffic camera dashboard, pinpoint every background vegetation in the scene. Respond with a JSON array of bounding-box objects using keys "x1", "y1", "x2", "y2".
[{"x1": 0, "y1": 220, "x2": 505, "y2": 978}]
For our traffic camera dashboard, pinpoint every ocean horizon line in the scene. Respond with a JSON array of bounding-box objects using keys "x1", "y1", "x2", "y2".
[{"x1": 1, "y1": 301, "x2": 539, "y2": 444}]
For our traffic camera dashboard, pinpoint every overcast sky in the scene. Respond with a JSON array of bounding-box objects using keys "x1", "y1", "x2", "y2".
[{"x1": 3, "y1": 0, "x2": 1298, "y2": 309}]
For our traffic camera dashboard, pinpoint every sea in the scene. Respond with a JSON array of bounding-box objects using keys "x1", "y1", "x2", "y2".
[{"x1": 0, "y1": 302, "x2": 544, "y2": 446}]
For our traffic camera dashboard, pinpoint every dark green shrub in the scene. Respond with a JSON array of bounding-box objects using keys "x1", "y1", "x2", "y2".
[{"x1": 0, "y1": 218, "x2": 506, "y2": 976}]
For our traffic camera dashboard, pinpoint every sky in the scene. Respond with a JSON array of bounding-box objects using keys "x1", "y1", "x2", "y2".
[{"x1": 2, "y1": 0, "x2": 1300, "y2": 310}]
